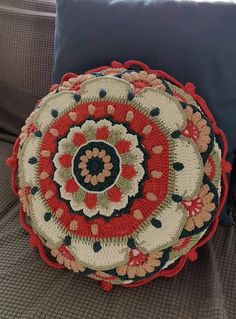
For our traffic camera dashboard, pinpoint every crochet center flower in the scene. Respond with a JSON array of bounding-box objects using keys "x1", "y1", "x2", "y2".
[{"x1": 53, "y1": 119, "x2": 145, "y2": 217}]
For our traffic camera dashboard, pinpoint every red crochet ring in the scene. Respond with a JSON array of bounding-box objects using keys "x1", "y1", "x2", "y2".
[{"x1": 7, "y1": 60, "x2": 231, "y2": 290}]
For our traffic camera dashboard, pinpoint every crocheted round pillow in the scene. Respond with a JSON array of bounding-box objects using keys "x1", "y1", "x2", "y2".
[{"x1": 7, "y1": 60, "x2": 230, "y2": 291}]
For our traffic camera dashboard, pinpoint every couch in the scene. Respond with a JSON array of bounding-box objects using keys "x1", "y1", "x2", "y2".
[{"x1": 0, "y1": 1, "x2": 235, "y2": 318}]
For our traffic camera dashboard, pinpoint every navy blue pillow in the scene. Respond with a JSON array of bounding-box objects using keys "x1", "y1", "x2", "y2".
[{"x1": 53, "y1": 0, "x2": 236, "y2": 224}]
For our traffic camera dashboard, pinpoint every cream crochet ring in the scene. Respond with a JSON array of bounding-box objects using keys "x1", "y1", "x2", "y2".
[{"x1": 7, "y1": 60, "x2": 231, "y2": 291}]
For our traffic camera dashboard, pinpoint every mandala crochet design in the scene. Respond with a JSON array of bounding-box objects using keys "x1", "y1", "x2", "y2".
[{"x1": 8, "y1": 60, "x2": 230, "y2": 290}]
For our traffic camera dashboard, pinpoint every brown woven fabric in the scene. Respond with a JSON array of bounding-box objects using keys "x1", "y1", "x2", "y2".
[{"x1": 0, "y1": 0, "x2": 55, "y2": 141}]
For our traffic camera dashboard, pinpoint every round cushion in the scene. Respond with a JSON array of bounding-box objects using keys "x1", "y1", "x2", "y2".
[{"x1": 9, "y1": 60, "x2": 229, "y2": 289}]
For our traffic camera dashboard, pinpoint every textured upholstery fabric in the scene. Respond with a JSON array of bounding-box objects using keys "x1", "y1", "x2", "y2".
[
  {"x1": 0, "y1": 0, "x2": 56, "y2": 141},
  {"x1": 0, "y1": 139, "x2": 236, "y2": 318},
  {"x1": 0, "y1": 1, "x2": 236, "y2": 318}
]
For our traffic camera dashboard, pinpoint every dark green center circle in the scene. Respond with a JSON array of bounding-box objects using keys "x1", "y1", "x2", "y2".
[
  {"x1": 87, "y1": 157, "x2": 104, "y2": 175},
  {"x1": 73, "y1": 141, "x2": 120, "y2": 192}
]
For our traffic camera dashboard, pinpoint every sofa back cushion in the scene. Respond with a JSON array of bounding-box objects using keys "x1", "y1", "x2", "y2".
[{"x1": 0, "y1": 0, "x2": 55, "y2": 141}]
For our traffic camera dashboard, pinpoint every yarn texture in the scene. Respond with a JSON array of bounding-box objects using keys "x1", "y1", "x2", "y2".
[{"x1": 7, "y1": 60, "x2": 230, "y2": 289}]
